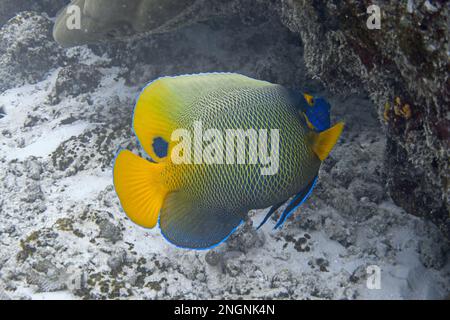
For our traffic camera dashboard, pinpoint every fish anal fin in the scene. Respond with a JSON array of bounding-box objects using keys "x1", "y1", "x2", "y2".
[
  {"x1": 310, "y1": 122, "x2": 344, "y2": 161},
  {"x1": 113, "y1": 150, "x2": 168, "y2": 228}
]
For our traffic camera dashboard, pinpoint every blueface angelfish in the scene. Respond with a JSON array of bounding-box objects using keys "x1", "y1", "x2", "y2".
[{"x1": 113, "y1": 73, "x2": 344, "y2": 249}]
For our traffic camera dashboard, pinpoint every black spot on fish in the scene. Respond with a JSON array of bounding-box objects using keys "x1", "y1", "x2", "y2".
[
  {"x1": 152, "y1": 137, "x2": 168, "y2": 158},
  {"x1": 0, "y1": 107, "x2": 5, "y2": 119}
]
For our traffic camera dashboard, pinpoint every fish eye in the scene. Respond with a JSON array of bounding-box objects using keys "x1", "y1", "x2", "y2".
[{"x1": 152, "y1": 137, "x2": 168, "y2": 158}]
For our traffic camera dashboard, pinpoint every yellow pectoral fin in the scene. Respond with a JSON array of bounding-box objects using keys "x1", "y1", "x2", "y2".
[
  {"x1": 310, "y1": 122, "x2": 344, "y2": 161},
  {"x1": 113, "y1": 150, "x2": 168, "y2": 228}
]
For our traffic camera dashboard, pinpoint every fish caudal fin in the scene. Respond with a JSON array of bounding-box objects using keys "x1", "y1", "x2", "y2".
[
  {"x1": 113, "y1": 150, "x2": 168, "y2": 228},
  {"x1": 310, "y1": 122, "x2": 344, "y2": 161},
  {"x1": 159, "y1": 191, "x2": 244, "y2": 249}
]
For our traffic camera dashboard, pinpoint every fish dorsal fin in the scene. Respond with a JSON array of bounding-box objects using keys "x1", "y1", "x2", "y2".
[
  {"x1": 133, "y1": 73, "x2": 271, "y2": 162},
  {"x1": 310, "y1": 122, "x2": 344, "y2": 161}
]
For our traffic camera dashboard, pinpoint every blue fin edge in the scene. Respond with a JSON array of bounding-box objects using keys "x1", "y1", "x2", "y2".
[
  {"x1": 274, "y1": 176, "x2": 318, "y2": 230},
  {"x1": 256, "y1": 201, "x2": 285, "y2": 230},
  {"x1": 158, "y1": 214, "x2": 244, "y2": 251}
]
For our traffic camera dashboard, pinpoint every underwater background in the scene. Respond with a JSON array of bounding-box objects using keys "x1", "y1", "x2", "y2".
[{"x1": 0, "y1": 0, "x2": 448, "y2": 299}]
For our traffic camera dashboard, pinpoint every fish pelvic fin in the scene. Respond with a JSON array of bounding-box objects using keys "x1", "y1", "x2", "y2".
[
  {"x1": 113, "y1": 150, "x2": 169, "y2": 229},
  {"x1": 310, "y1": 122, "x2": 344, "y2": 161}
]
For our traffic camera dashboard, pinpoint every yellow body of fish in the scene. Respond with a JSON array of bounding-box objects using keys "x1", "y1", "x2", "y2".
[{"x1": 114, "y1": 73, "x2": 343, "y2": 249}]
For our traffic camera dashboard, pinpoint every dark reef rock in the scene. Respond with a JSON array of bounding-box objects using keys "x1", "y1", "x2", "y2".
[
  {"x1": 0, "y1": 11, "x2": 65, "y2": 92},
  {"x1": 280, "y1": 0, "x2": 449, "y2": 238},
  {"x1": 48, "y1": 64, "x2": 102, "y2": 104},
  {"x1": 0, "y1": 0, "x2": 68, "y2": 26}
]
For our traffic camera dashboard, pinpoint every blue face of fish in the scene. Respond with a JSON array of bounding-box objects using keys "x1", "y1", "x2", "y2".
[{"x1": 301, "y1": 93, "x2": 331, "y2": 132}]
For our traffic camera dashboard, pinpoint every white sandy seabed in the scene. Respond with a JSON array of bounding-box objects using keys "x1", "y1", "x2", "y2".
[{"x1": 0, "y1": 48, "x2": 448, "y2": 300}]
